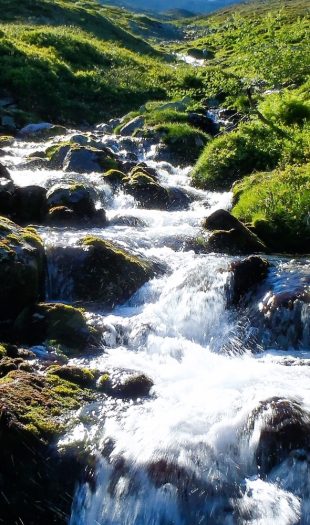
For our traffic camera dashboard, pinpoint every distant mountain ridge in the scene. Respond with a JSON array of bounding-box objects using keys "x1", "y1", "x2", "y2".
[{"x1": 101, "y1": 0, "x2": 243, "y2": 14}]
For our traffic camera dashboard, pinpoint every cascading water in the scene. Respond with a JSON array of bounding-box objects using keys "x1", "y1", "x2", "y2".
[{"x1": 3, "y1": 127, "x2": 310, "y2": 525}]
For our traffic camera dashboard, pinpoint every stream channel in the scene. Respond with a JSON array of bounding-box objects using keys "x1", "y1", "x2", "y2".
[{"x1": 3, "y1": 124, "x2": 310, "y2": 525}]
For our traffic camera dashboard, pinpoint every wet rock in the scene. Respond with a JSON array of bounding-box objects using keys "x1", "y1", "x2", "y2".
[
  {"x1": 14, "y1": 302, "x2": 97, "y2": 352},
  {"x1": 76, "y1": 237, "x2": 156, "y2": 305},
  {"x1": 98, "y1": 372, "x2": 153, "y2": 399},
  {"x1": 63, "y1": 145, "x2": 118, "y2": 173},
  {"x1": 124, "y1": 171, "x2": 170, "y2": 210},
  {"x1": 230, "y1": 256, "x2": 270, "y2": 304},
  {"x1": 247, "y1": 397, "x2": 310, "y2": 474},
  {"x1": 203, "y1": 209, "x2": 266, "y2": 255},
  {"x1": 13, "y1": 185, "x2": 47, "y2": 224},
  {"x1": 188, "y1": 112, "x2": 219, "y2": 135},
  {"x1": 117, "y1": 374, "x2": 154, "y2": 399},
  {"x1": 119, "y1": 116, "x2": 145, "y2": 136},
  {"x1": 0, "y1": 218, "x2": 45, "y2": 325},
  {"x1": 0, "y1": 178, "x2": 15, "y2": 216},
  {"x1": 47, "y1": 143, "x2": 71, "y2": 169},
  {"x1": 147, "y1": 459, "x2": 196, "y2": 491},
  {"x1": 46, "y1": 205, "x2": 76, "y2": 225},
  {"x1": 102, "y1": 169, "x2": 127, "y2": 188},
  {"x1": 130, "y1": 164, "x2": 159, "y2": 182},
  {"x1": 109, "y1": 215, "x2": 147, "y2": 227},
  {"x1": 0, "y1": 161, "x2": 11, "y2": 180},
  {"x1": 46, "y1": 182, "x2": 105, "y2": 224},
  {"x1": 48, "y1": 238, "x2": 157, "y2": 306},
  {"x1": 0, "y1": 135, "x2": 14, "y2": 147},
  {"x1": 258, "y1": 289, "x2": 310, "y2": 349},
  {"x1": 167, "y1": 187, "x2": 191, "y2": 210}
]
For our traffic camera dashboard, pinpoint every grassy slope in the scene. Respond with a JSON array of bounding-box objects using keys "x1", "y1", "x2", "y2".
[{"x1": 0, "y1": 0, "x2": 192, "y2": 123}]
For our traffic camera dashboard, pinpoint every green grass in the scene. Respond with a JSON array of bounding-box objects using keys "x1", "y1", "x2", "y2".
[{"x1": 232, "y1": 163, "x2": 310, "y2": 253}]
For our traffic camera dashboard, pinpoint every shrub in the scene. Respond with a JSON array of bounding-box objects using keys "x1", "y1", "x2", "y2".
[
  {"x1": 259, "y1": 91, "x2": 310, "y2": 126},
  {"x1": 191, "y1": 123, "x2": 283, "y2": 190}
]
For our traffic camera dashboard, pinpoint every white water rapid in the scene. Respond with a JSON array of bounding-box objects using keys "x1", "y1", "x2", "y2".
[{"x1": 3, "y1": 128, "x2": 310, "y2": 525}]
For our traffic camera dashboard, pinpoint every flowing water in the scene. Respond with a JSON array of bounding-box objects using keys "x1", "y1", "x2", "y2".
[{"x1": 3, "y1": 128, "x2": 310, "y2": 525}]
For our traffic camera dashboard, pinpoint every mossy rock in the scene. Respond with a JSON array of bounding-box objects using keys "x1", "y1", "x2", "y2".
[
  {"x1": 74, "y1": 237, "x2": 156, "y2": 306},
  {"x1": 14, "y1": 303, "x2": 97, "y2": 352},
  {"x1": 0, "y1": 217, "x2": 45, "y2": 323},
  {"x1": 130, "y1": 164, "x2": 158, "y2": 182},
  {"x1": 0, "y1": 369, "x2": 95, "y2": 443},
  {"x1": 47, "y1": 182, "x2": 94, "y2": 214},
  {"x1": 102, "y1": 169, "x2": 127, "y2": 187},
  {"x1": 63, "y1": 145, "x2": 118, "y2": 174},
  {"x1": 123, "y1": 171, "x2": 170, "y2": 210},
  {"x1": 0, "y1": 136, "x2": 14, "y2": 147},
  {"x1": 46, "y1": 365, "x2": 96, "y2": 387}
]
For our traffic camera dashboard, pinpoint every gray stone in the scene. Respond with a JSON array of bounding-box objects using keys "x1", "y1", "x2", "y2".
[{"x1": 120, "y1": 116, "x2": 145, "y2": 137}]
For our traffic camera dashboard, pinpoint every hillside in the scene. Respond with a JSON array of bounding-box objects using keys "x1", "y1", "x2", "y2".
[{"x1": 0, "y1": 0, "x2": 189, "y2": 124}]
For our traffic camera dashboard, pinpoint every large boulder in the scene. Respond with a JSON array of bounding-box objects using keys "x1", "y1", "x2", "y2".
[
  {"x1": 230, "y1": 255, "x2": 270, "y2": 305},
  {"x1": 14, "y1": 302, "x2": 97, "y2": 352},
  {"x1": 247, "y1": 397, "x2": 310, "y2": 474},
  {"x1": 203, "y1": 209, "x2": 267, "y2": 255},
  {"x1": 47, "y1": 237, "x2": 157, "y2": 306},
  {"x1": 18, "y1": 122, "x2": 67, "y2": 139},
  {"x1": 0, "y1": 218, "x2": 45, "y2": 325}
]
